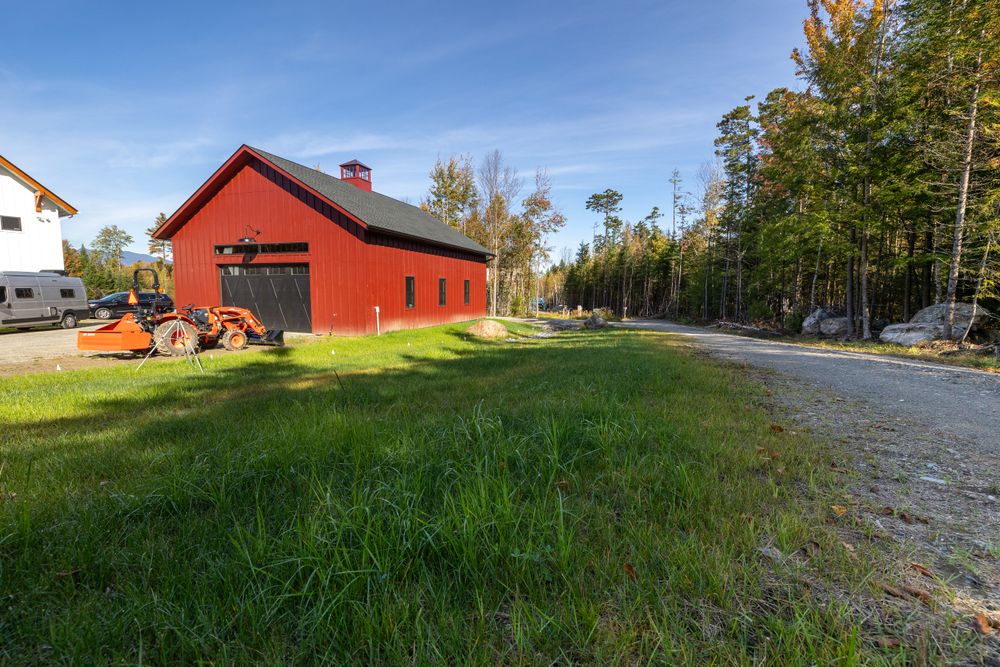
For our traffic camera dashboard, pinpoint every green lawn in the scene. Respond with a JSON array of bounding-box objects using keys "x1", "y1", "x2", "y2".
[{"x1": 0, "y1": 322, "x2": 899, "y2": 663}]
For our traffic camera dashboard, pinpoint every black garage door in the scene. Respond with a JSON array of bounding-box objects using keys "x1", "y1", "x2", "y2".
[{"x1": 220, "y1": 264, "x2": 312, "y2": 333}]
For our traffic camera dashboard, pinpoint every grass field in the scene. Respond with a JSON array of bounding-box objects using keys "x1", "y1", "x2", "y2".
[{"x1": 0, "y1": 322, "x2": 908, "y2": 663}]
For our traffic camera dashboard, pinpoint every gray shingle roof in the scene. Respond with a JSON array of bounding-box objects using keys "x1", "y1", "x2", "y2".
[{"x1": 248, "y1": 147, "x2": 490, "y2": 257}]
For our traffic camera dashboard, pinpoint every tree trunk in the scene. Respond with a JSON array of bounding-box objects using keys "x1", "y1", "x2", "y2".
[
  {"x1": 960, "y1": 235, "x2": 991, "y2": 345},
  {"x1": 675, "y1": 244, "x2": 685, "y2": 319},
  {"x1": 810, "y1": 238, "x2": 823, "y2": 310},
  {"x1": 860, "y1": 230, "x2": 872, "y2": 340},
  {"x1": 904, "y1": 228, "x2": 915, "y2": 321},
  {"x1": 922, "y1": 228, "x2": 933, "y2": 309},
  {"x1": 846, "y1": 228, "x2": 856, "y2": 338},
  {"x1": 944, "y1": 44, "x2": 983, "y2": 340}
]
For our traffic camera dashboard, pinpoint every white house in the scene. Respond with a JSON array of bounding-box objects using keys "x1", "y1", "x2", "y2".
[{"x1": 0, "y1": 153, "x2": 77, "y2": 272}]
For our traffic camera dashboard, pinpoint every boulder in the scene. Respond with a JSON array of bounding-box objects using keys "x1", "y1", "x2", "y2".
[
  {"x1": 468, "y1": 319, "x2": 509, "y2": 339},
  {"x1": 801, "y1": 308, "x2": 831, "y2": 335},
  {"x1": 909, "y1": 302, "x2": 991, "y2": 332},
  {"x1": 819, "y1": 317, "x2": 849, "y2": 337},
  {"x1": 879, "y1": 323, "x2": 944, "y2": 347},
  {"x1": 583, "y1": 313, "x2": 608, "y2": 329}
]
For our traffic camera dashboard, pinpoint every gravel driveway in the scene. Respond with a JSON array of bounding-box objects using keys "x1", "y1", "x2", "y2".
[
  {"x1": 616, "y1": 320, "x2": 1000, "y2": 449},
  {"x1": 612, "y1": 319, "x2": 1000, "y2": 653},
  {"x1": 0, "y1": 322, "x2": 104, "y2": 362}
]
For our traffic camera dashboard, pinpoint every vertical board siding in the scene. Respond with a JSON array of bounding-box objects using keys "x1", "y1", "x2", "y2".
[{"x1": 171, "y1": 158, "x2": 487, "y2": 335}]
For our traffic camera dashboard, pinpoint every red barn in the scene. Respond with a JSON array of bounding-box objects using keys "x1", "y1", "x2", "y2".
[{"x1": 154, "y1": 145, "x2": 491, "y2": 335}]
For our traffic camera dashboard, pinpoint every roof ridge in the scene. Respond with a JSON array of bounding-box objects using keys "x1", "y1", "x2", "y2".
[{"x1": 246, "y1": 146, "x2": 490, "y2": 257}]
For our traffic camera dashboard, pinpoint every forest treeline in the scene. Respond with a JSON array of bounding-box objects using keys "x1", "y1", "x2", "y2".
[
  {"x1": 419, "y1": 150, "x2": 565, "y2": 316},
  {"x1": 442, "y1": 0, "x2": 997, "y2": 338}
]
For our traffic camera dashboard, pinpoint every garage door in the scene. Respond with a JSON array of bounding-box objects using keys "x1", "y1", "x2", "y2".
[{"x1": 220, "y1": 264, "x2": 312, "y2": 333}]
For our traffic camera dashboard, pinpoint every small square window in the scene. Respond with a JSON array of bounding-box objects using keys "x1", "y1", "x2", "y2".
[
  {"x1": 405, "y1": 276, "x2": 415, "y2": 309},
  {"x1": 438, "y1": 278, "x2": 446, "y2": 306},
  {"x1": 60, "y1": 288, "x2": 75, "y2": 298},
  {"x1": 1, "y1": 216, "x2": 22, "y2": 232},
  {"x1": 14, "y1": 287, "x2": 34, "y2": 299}
]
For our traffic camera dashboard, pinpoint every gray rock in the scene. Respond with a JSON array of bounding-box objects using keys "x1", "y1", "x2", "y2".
[
  {"x1": 819, "y1": 317, "x2": 849, "y2": 337},
  {"x1": 583, "y1": 313, "x2": 608, "y2": 329},
  {"x1": 879, "y1": 322, "x2": 944, "y2": 346},
  {"x1": 801, "y1": 308, "x2": 831, "y2": 335},
  {"x1": 910, "y1": 302, "x2": 991, "y2": 331}
]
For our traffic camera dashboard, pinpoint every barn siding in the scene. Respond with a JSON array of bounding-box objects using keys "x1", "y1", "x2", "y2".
[{"x1": 170, "y1": 158, "x2": 487, "y2": 335}]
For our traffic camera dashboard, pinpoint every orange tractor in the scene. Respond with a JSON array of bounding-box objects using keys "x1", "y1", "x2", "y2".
[{"x1": 78, "y1": 269, "x2": 284, "y2": 356}]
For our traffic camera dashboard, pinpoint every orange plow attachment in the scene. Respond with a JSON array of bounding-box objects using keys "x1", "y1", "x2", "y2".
[{"x1": 77, "y1": 314, "x2": 153, "y2": 352}]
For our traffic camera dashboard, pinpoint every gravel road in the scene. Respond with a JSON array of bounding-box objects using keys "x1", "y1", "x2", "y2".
[
  {"x1": 610, "y1": 319, "x2": 1000, "y2": 655},
  {"x1": 0, "y1": 322, "x2": 104, "y2": 363},
  {"x1": 617, "y1": 320, "x2": 1000, "y2": 451}
]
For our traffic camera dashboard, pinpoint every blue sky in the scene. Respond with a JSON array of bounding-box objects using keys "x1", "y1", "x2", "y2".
[{"x1": 2, "y1": 0, "x2": 806, "y2": 259}]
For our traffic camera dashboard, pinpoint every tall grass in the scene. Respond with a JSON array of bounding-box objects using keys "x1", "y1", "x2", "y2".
[{"x1": 0, "y1": 323, "x2": 893, "y2": 663}]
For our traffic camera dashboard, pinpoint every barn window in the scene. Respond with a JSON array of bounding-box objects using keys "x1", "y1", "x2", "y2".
[
  {"x1": 60, "y1": 288, "x2": 76, "y2": 298},
  {"x1": 215, "y1": 243, "x2": 308, "y2": 255},
  {"x1": 1, "y1": 216, "x2": 22, "y2": 232},
  {"x1": 14, "y1": 287, "x2": 34, "y2": 299},
  {"x1": 405, "y1": 276, "x2": 415, "y2": 309},
  {"x1": 439, "y1": 278, "x2": 447, "y2": 306},
  {"x1": 464, "y1": 280, "x2": 470, "y2": 305}
]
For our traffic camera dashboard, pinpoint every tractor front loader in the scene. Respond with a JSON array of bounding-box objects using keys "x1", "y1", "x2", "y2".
[{"x1": 77, "y1": 268, "x2": 283, "y2": 356}]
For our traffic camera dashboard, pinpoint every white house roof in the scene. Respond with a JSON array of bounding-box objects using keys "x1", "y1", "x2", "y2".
[{"x1": 0, "y1": 153, "x2": 77, "y2": 217}]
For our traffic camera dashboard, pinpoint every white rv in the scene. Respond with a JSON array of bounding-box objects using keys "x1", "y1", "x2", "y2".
[{"x1": 0, "y1": 271, "x2": 88, "y2": 329}]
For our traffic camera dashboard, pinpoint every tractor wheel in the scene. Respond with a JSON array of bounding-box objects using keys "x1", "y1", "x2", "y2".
[
  {"x1": 221, "y1": 329, "x2": 249, "y2": 351},
  {"x1": 154, "y1": 321, "x2": 200, "y2": 356}
]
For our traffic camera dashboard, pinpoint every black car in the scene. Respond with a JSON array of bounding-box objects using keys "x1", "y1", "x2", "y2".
[{"x1": 88, "y1": 292, "x2": 174, "y2": 319}]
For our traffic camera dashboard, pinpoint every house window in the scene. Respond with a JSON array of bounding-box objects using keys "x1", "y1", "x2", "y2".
[
  {"x1": 1, "y1": 216, "x2": 22, "y2": 231},
  {"x1": 463, "y1": 280, "x2": 470, "y2": 305},
  {"x1": 60, "y1": 288, "x2": 76, "y2": 298},
  {"x1": 14, "y1": 287, "x2": 34, "y2": 299},
  {"x1": 405, "y1": 276, "x2": 415, "y2": 308},
  {"x1": 439, "y1": 278, "x2": 447, "y2": 306}
]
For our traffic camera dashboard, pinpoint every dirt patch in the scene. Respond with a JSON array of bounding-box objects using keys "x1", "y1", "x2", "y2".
[
  {"x1": 0, "y1": 345, "x2": 276, "y2": 378},
  {"x1": 750, "y1": 365, "x2": 1000, "y2": 660},
  {"x1": 0, "y1": 354, "x2": 124, "y2": 378}
]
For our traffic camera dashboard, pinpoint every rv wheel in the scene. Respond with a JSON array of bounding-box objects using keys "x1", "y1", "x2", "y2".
[{"x1": 60, "y1": 312, "x2": 78, "y2": 329}]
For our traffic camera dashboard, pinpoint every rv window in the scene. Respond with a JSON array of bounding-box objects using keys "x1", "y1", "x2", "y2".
[
  {"x1": 0, "y1": 287, "x2": 6, "y2": 302},
  {"x1": 1, "y1": 216, "x2": 22, "y2": 232},
  {"x1": 60, "y1": 288, "x2": 76, "y2": 299},
  {"x1": 14, "y1": 288, "x2": 34, "y2": 299}
]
